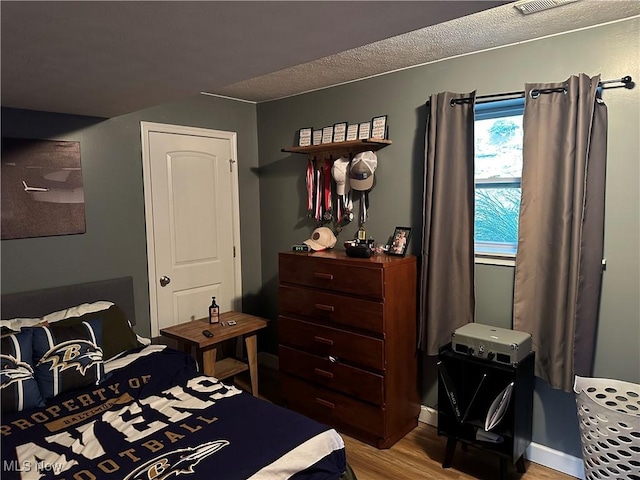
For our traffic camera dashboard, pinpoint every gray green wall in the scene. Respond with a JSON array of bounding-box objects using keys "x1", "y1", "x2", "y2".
[
  {"x1": 256, "y1": 19, "x2": 640, "y2": 457},
  {"x1": 1, "y1": 94, "x2": 263, "y2": 338}
]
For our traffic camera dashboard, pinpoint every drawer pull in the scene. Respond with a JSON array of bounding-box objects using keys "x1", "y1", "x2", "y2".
[
  {"x1": 314, "y1": 368, "x2": 334, "y2": 379},
  {"x1": 315, "y1": 303, "x2": 335, "y2": 312},
  {"x1": 314, "y1": 336, "x2": 334, "y2": 346},
  {"x1": 314, "y1": 272, "x2": 334, "y2": 280},
  {"x1": 315, "y1": 397, "x2": 335, "y2": 409}
]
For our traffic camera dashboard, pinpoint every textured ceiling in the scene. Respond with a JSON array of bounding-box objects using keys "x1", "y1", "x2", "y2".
[
  {"x1": 1, "y1": 1, "x2": 639, "y2": 118},
  {"x1": 216, "y1": 0, "x2": 640, "y2": 102}
]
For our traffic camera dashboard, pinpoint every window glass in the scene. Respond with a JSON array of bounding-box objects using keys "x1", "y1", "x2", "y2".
[{"x1": 474, "y1": 99, "x2": 524, "y2": 257}]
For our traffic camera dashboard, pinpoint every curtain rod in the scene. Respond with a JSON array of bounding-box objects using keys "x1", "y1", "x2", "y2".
[{"x1": 426, "y1": 75, "x2": 634, "y2": 107}]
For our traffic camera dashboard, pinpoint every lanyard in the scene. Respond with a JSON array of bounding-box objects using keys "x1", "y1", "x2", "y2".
[
  {"x1": 343, "y1": 191, "x2": 353, "y2": 223},
  {"x1": 359, "y1": 191, "x2": 368, "y2": 226},
  {"x1": 306, "y1": 158, "x2": 314, "y2": 218},
  {"x1": 323, "y1": 158, "x2": 332, "y2": 221},
  {"x1": 336, "y1": 191, "x2": 353, "y2": 226},
  {"x1": 315, "y1": 166, "x2": 322, "y2": 221}
]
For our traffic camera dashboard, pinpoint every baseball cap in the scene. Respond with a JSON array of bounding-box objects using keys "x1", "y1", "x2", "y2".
[
  {"x1": 303, "y1": 227, "x2": 337, "y2": 251},
  {"x1": 331, "y1": 156, "x2": 350, "y2": 195},
  {"x1": 350, "y1": 151, "x2": 377, "y2": 191}
]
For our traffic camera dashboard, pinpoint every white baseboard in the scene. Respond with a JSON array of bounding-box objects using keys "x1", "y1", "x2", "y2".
[
  {"x1": 526, "y1": 442, "x2": 585, "y2": 479},
  {"x1": 419, "y1": 405, "x2": 438, "y2": 427},
  {"x1": 418, "y1": 405, "x2": 584, "y2": 479}
]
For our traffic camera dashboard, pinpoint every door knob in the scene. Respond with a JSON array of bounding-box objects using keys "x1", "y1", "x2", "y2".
[{"x1": 159, "y1": 276, "x2": 171, "y2": 287}]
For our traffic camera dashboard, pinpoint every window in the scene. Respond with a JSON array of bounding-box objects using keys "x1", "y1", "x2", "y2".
[{"x1": 474, "y1": 98, "x2": 524, "y2": 259}]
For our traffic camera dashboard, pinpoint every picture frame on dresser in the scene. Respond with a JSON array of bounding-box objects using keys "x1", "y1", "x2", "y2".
[{"x1": 387, "y1": 226, "x2": 411, "y2": 256}]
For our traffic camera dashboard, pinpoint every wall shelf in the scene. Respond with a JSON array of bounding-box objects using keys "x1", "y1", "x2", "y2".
[{"x1": 282, "y1": 138, "x2": 392, "y2": 158}]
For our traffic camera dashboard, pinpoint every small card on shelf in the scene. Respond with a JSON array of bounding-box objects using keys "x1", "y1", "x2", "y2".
[
  {"x1": 346, "y1": 124, "x2": 359, "y2": 141},
  {"x1": 358, "y1": 122, "x2": 371, "y2": 140},
  {"x1": 298, "y1": 127, "x2": 312, "y2": 147},
  {"x1": 321, "y1": 126, "x2": 334, "y2": 144},
  {"x1": 332, "y1": 122, "x2": 347, "y2": 142},
  {"x1": 371, "y1": 115, "x2": 387, "y2": 140}
]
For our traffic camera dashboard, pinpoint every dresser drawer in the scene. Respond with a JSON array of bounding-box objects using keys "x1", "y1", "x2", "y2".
[
  {"x1": 279, "y1": 255, "x2": 383, "y2": 297},
  {"x1": 279, "y1": 285, "x2": 384, "y2": 334},
  {"x1": 281, "y1": 374, "x2": 385, "y2": 438},
  {"x1": 279, "y1": 345, "x2": 384, "y2": 406},
  {"x1": 279, "y1": 316, "x2": 384, "y2": 372}
]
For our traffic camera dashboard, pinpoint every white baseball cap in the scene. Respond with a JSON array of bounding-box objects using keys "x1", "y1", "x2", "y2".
[
  {"x1": 331, "y1": 156, "x2": 350, "y2": 195},
  {"x1": 350, "y1": 151, "x2": 377, "y2": 191},
  {"x1": 303, "y1": 227, "x2": 337, "y2": 251}
]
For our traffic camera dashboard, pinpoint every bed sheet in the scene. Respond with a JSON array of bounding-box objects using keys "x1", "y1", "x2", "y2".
[{"x1": 1, "y1": 346, "x2": 346, "y2": 480}]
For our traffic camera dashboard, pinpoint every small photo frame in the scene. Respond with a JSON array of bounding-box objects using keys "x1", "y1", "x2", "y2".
[
  {"x1": 358, "y1": 122, "x2": 371, "y2": 140},
  {"x1": 371, "y1": 115, "x2": 387, "y2": 140},
  {"x1": 321, "y1": 126, "x2": 334, "y2": 144},
  {"x1": 298, "y1": 127, "x2": 312, "y2": 147},
  {"x1": 333, "y1": 122, "x2": 347, "y2": 142},
  {"x1": 312, "y1": 129, "x2": 323, "y2": 146},
  {"x1": 346, "y1": 124, "x2": 359, "y2": 141},
  {"x1": 387, "y1": 226, "x2": 411, "y2": 256}
]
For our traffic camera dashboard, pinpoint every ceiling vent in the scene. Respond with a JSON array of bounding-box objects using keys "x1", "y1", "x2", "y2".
[{"x1": 513, "y1": 0, "x2": 580, "y2": 15}]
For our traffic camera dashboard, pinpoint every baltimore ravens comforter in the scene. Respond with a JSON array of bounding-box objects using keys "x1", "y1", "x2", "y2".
[{"x1": 1, "y1": 346, "x2": 347, "y2": 480}]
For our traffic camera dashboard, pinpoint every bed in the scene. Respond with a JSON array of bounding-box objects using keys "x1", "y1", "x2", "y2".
[{"x1": 1, "y1": 277, "x2": 353, "y2": 480}]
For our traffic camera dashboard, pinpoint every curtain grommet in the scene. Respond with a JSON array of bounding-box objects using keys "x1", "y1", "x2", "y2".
[{"x1": 529, "y1": 89, "x2": 540, "y2": 99}]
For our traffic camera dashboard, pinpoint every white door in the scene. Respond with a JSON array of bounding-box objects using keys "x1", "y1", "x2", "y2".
[{"x1": 141, "y1": 122, "x2": 242, "y2": 337}]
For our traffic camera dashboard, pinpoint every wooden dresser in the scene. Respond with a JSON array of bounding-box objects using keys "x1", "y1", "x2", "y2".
[{"x1": 278, "y1": 250, "x2": 420, "y2": 448}]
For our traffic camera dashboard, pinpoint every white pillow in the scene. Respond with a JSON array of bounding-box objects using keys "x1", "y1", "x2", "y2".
[
  {"x1": 136, "y1": 334, "x2": 152, "y2": 346},
  {"x1": 0, "y1": 317, "x2": 43, "y2": 332},
  {"x1": 41, "y1": 301, "x2": 114, "y2": 323},
  {"x1": 104, "y1": 345, "x2": 166, "y2": 373},
  {"x1": 1, "y1": 301, "x2": 114, "y2": 332}
]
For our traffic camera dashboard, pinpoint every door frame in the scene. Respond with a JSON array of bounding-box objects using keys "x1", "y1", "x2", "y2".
[{"x1": 140, "y1": 121, "x2": 242, "y2": 337}]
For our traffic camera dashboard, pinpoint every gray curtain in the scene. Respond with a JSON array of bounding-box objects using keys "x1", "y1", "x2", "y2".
[
  {"x1": 514, "y1": 74, "x2": 607, "y2": 392},
  {"x1": 419, "y1": 92, "x2": 476, "y2": 355}
]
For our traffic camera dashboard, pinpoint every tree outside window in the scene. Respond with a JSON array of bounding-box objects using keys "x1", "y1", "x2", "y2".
[{"x1": 474, "y1": 99, "x2": 524, "y2": 257}]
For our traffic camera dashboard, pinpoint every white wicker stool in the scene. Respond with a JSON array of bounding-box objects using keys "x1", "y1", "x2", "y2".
[{"x1": 574, "y1": 375, "x2": 640, "y2": 480}]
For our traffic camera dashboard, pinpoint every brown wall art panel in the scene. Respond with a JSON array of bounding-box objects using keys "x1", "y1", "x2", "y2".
[{"x1": 1, "y1": 138, "x2": 86, "y2": 240}]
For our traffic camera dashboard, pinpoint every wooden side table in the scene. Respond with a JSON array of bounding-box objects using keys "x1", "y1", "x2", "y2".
[{"x1": 160, "y1": 311, "x2": 267, "y2": 397}]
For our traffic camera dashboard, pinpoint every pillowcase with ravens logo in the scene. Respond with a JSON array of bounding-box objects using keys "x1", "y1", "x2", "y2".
[
  {"x1": 31, "y1": 317, "x2": 104, "y2": 401},
  {"x1": 1, "y1": 329, "x2": 45, "y2": 413}
]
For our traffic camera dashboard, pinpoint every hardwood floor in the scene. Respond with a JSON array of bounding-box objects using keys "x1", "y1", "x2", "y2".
[
  {"x1": 233, "y1": 366, "x2": 576, "y2": 480},
  {"x1": 342, "y1": 423, "x2": 575, "y2": 480}
]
